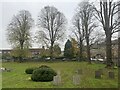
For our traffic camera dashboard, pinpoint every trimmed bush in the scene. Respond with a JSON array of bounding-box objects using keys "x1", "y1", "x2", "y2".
[
  {"x1": 31, "y1": 67, "x2": 57, "y2": 82},
  {"x1": 25, "y1": 67, "x2": 38, "y2": 74}
]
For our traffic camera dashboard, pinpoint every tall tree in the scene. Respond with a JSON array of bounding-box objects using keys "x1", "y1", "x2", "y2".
[
  {"x1": 72, "y1": 13, "x2": 85, "y2": 61},
  {"x1": 64, "y1": 39, "x2": 74, "y2": 59},
  {"x1": 94, "y1": 0, "x2": 120, "y2": 67},
  {"x1": 118, "y1": 1, "x2": 120, "y2": 67},
  {"x1": 77, "y1": 1, "x2": 96, "y2": 63},
  {"x1": 118, "y1": 32, "x2": 120, "y2": 67},
  {"x1": 7, "y1": 10, "x2": 34, "y2": 62},
  {"x1": 37, "y1": 6, "x2": 67, "y2": 60},
  {"x1": 89, "y1": 30, "x2": 105, "y2": 47}
]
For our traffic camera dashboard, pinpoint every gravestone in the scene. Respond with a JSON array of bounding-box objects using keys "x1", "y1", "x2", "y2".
[
  {"x1": 73, "y1": 75, "x2": 80, "y2": 85},
  {"x1": 0, "y1": 67, "x2": 6, "y2": 72},
  {"x1": 95, "y1": 70, "x2": 101, "y2": 79},
  {"x1": 53, "y1": 75, "x2": 61, "y2": 86},
  {"x1": 0, "y1": 67, "x2": 11, "y2": 72},
  {"x1": 109, "y1": 71, "x2": 114, "y2": 79}
]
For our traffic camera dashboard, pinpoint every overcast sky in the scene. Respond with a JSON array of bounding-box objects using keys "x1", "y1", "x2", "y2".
[
  {"x1": 0, "y1": 0, "x2": 118, "y2": 50},
  {"x1": 0, "y1": 0, "x2": 82, "y2": 50}
]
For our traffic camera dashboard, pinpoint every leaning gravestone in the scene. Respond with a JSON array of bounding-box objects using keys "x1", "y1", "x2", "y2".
[
  {"x1": 53, "y1": 75, "x2": 61, "y2": 86},
  {"x1": 73, "y1": 75, "x2": 80, "y2": 85},
  {"x1": 95, "y1": 70, "x2": 101, "y2": 79},
  {"x1": 108, "y1": 71, "x2": 114, "y2": 79}
]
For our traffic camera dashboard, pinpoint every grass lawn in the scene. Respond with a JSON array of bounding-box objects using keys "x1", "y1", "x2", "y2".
[{"x1": 2, "y1": 61, "x2": 118, "y2": 88}]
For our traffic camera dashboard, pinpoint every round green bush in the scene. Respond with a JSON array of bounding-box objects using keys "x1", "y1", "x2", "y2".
[
  {"x1": 25, "y1": 67, "x2": 38, "y2": 74},
  {"x1": 31, "y1": 67, "x2": 57, "y2": 82}
]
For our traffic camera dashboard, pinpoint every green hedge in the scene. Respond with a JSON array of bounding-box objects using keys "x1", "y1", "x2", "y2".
[
  {"x1": 31, "y1": 67, "x2": 57, "y2": 82},
  {"x1": 25, "y1": 67, "x2": 38, "y2": 74}
]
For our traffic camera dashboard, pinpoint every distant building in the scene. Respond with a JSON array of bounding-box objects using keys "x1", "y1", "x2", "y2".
[
  {"x1": 90, "y1": 39, "x2": 118, "y2": 65},
  {"x1": 0, "y1": 48, "x2": 43, "y2": 56}
]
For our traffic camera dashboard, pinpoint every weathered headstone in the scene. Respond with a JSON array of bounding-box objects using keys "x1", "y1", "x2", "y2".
[
  {"x1": 95, "y1": 70, "x2": 101, "y2": 79},
  {"x1": 73, "y1": 75, "x2": 80, "y2": 85},
  {"x1": 53, "y1": 75, "x2": 61, "y2": 86},
  {"x1": 0, "y1": 67, "x2": 11, "y2": 72},
  {"x1": 109, "y1": 71, "x2": 114, "y2": 79},
  {"x1": 0, "y1": 67, "x2": 6, "y2": 72}
]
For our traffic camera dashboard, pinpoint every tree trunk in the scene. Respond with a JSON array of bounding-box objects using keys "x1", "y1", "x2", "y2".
[
  {"x1": 105, "y1": 33, "x2": 113, "y2": 67},
  {"x1": 118, "y1": 37, "x2": 120, "y2": 67},
  {"x1": 86, "y1": 36, "x2": 91, "y2": 64},
  {"x1": 118, "y1": 4, "x2": 120, "y2": 67},
  {"x1": 19, "y1": 40, "x2": 24, "y2": 62},
  {"x1": 50, "y1": 42, "x2": 54, "y2": 61},
  {"x1": 79, "y1": 39, "x2": 83, "y2": 61}
]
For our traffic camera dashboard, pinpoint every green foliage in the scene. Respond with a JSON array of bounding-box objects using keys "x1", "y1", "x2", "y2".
[
  {"x1": 40, "y1": 45, "x2": 61, "y2": 58},
  {"x1": 25, "y1": 67, "x2": 38, "y2": 74},
  {"x1": 11, "y1": 47, "x2": 31, "y2": 60},
  {"x1": 2, "y1": 53, "x2": 11, "y2": 59},
  {"x1": 40, "y1": 47, "x2": 50, "y2": 58},
  {"x1": 71, "y1": 38, "x2": 79, "y2": 57},
  {"x1": 53, "y1": 44, "x2": 61, "y2": 57},
  {"x1": 31, "y1": 67, "x2": 57, "y2": 82},
  {"x1": 64, "y1": 39, "x2": 74, "y2": 58}
]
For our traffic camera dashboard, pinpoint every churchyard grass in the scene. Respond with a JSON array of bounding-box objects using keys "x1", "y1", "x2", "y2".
[{"x1": 2, "y1": 61, "x2": 118, "y2": 88}]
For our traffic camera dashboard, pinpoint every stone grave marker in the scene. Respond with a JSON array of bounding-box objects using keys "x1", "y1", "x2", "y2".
[
  {"x1": 95, "y1": 70, "x2": 101, "y2": 79},
  {"x1": 108, "y1": 71, "x2": 115, "y2": 79},
  {"x1": 73, "y1": 75, "x2": 80, "y2": 85},
  {"x1": 0, "y1": 67, "x2": 11, "y2": 72},
  {"x1": 0, "y1": 67, "x2": 6, "y2": 72},
  {"x1": 53, "y1": 75, "x2": 61, "y2": 86}
]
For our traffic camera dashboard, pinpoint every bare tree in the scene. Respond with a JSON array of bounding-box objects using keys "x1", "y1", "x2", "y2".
[
  {"x1": 77, "y1": 1, "x2": 97, "y2": 63},
  {"x1": 118, "y1": 32, "x2": 120, "y2": 67},
  {"x1": 7, "y1": 10, "x2": 34, "y2": 62},
  {"x1": 118, "y1": 1, "x2": 120, "y2": 67},
  {"x1": 37, "y1": 6, "x2": 67, "y2": 60},
  {"x1": 89, "y1": 30, "x2": 105, "y2": 47},
  {"x1": 35, "y1": 30, "x2": 50, "y2": 48},
  {"x1": 94, "y1": 0, "x2": 120, "y2": 67},
  {"x1": 72, "y1": 13, "x2": 85, "y2": 61}
]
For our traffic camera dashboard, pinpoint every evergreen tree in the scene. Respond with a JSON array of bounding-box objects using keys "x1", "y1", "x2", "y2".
[{"x1": 64, "y1": 39, "x2": 74, "y2": 58}]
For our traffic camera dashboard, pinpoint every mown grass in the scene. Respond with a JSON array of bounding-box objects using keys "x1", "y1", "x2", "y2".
[{"x1": 2, "y1": 61, "x2": 118, "y2": 88}]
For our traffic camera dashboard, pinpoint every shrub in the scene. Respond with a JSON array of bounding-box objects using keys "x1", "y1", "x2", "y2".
[
  {"x1": 25, "y1": 67, "x2": 38, "y2": 74},
  {"x1": 31, "y1": 67, "x2": 57, "y2": 82}
]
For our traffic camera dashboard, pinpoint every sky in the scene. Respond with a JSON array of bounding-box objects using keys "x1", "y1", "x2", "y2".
[
  {"x1": 0, "y1": 0, "x2": 82, "y2": 50},
  {"x1": 0, "y1": 0, "x2": 119, "y2": 50}
]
